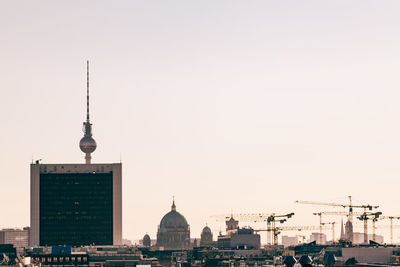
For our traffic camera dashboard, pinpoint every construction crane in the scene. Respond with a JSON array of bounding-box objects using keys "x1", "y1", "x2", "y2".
[
  {"x1": 299, "y1": 209, "x2": 387, "y2": 243},
  {"x1": 266, "y1": 213, "x2": 295, "y2": 245},
  {"x1": 295, "y1": 196, "x2": 379, "y2": 223},
  {"x1": 313, "y1": 213, "x2": 337, "y2": 244},
  {"x1": 320, "y1": 209, "x2": 382, "y2": 243},
  {"x1": 313, "y1": 212, "x2": 340, "y2": 243},
  {"x1": 211, "y1": 213, "x2": 295, "y2": 245},
  {"x1": 313, "y1": 212, "x2": 324, "y2": 244},
  {"x1": 313, "y1": 211, "x2": 395, "y2": 243},
  {"x1": 316, "y1": 217, "x2": 400, "y2": 244},
  {"x1": 210, "y1": 213, "x2": 293, "y2": 223},
  {"x1": 310, "y1": 210, "x2": 366, "y2": 244},
  {"x1": 357, "y1": 211, "x2": 382, "y2": 243},
  {"x1": 321, "y1": 222, "x2": 336, "y2": 242},
  {"x1": 373, "y1": 216, "x2": 400, "y2": 244},
  {"x1": 315, "y1": 211, "x2": 365, "y2": 216},
  {"x1": 254, "y1": 225, "x2": 331, "y2": 245}
]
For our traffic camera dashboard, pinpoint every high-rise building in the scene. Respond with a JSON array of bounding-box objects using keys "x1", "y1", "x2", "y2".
[{"x1": 30, "y1": 62, "x2": 122, "y2": 247}]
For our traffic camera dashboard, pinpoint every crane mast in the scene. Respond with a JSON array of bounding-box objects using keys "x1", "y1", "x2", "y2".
[{"x1": 373, "y1": 215, "x2": 400, "y2": 244}]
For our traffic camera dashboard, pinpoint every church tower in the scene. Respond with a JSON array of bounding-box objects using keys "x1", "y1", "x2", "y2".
[
  {"x1": 345, "y1": 219, "x2": 354, "y2": 242},
  {"x1": 340, "y1": 218, "x2": 345, "y2": 240}
]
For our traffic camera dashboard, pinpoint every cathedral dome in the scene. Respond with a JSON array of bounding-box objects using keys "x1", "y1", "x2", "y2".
[
  {"x1": 159, "y1": 208, "x2": 189, "y2": 230},
  {"x1": 156, "y1": 199, "x2": 191, "y2": 250},
  {"x1": 142, "y1": 234, "x2": 151, "y2": 247},
  {"x1": 143, "y1": 234, "x2": 150, "y2": 241},
  {"x1": 202, "y1": 226, "x2": 212, "y2": 234},
  {"x1": 200, "y1": 225, "x2": 213, "y2": 245}
]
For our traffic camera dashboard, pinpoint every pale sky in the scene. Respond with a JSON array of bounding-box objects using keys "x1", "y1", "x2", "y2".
[{"x1": 1, "y1": 1, "x2": 400, "y2": 244}]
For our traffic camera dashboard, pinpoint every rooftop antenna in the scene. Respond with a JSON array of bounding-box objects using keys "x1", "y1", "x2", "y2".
[
  {"x1": 79, "y1": 60, "x2": 97, "y2": 164},
  {"x1": 86, "y1": 60, "x2": 90, "y2": 122}
]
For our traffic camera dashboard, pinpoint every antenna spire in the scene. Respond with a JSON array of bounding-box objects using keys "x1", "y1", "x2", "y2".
[{"x1": 86, "y1": 60, "x2": 90, "y2": 122}]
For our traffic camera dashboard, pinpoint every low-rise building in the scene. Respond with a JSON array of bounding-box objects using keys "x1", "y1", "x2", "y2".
[
  {"x1": 342, "y1": 247, "x2": 397, "y2": 264},
  {"x1": 218, "y1": 228, "x2": 260, "y2": 250},
  {"x1": 0, "y1": 244, "x2": 17, "y2": 264},
  {"x1": 309, "y1": 232, "x2": 327, "y2": 245},
  {"x1": 281, "y1": 236, "x2": 299, "y2": 247},
  {"x1": 25, "y1": 246, "x2": 161, "y2": 267},
  {"x1": 352, "y1": 232, "x2": 384, "y2": 244},
  {"x1": 0, "y1": 227, "x2": 29, "y2": 248}
]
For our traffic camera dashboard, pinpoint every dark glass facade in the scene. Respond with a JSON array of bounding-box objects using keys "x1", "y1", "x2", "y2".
[{"x1": 39, "y1": 172, "x2": 113, "y2": 246}]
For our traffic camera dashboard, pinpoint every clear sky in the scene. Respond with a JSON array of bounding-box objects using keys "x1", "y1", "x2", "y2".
[{"x1": 1, "y1": 0, "x2": 400, "y2": 244}]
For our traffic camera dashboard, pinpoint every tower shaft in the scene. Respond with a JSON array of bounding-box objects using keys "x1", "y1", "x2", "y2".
[{"x1": 85, "y1": 153, "x2": 91, "y2": 164}]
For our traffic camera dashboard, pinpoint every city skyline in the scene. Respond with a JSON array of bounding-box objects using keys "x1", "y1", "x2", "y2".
[{"x1": 1, "y1": 1, "x2": 400, "y2": 243}]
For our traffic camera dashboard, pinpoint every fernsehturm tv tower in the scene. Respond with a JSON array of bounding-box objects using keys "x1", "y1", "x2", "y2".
[{"x1": 79, "y1": 60, "x2": 97, "y2": 164}]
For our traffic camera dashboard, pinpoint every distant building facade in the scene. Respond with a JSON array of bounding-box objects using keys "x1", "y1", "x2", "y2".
[
  {"x1": 342, "y1": 247, "x2": 394, "y2": 264},
  {"x1": 122, "y1": 238, "x2": 133, "y2": 246},
  {"x1": 352, "y1": 232, "x2": 384, "y2": 244},
  {"x1": 156, "y1": 200, "x2": 191, "y2": 250},
  {"x1": 218, "y1": 228, "x2": 260, "y2": 250},
  {"x1": 309, "y1": 232, "x2": 327, "y2": 245},
  {"x1": 0, "y1": 227, "x2": 29, "y2": 248},
  {"x1": 25, "y1": 246, "x2": 161, "y2": 266},
  {"x1": 217, "y1": 217, "x2": 260, "y2": 250},
  {"x1": 281, "y1": 235, "x2": 299, "y2": 247}
]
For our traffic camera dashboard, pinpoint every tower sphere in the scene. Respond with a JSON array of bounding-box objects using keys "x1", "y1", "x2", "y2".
[{"x1": 79, "y1": 135, "x2": 97, "y2": 154}]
